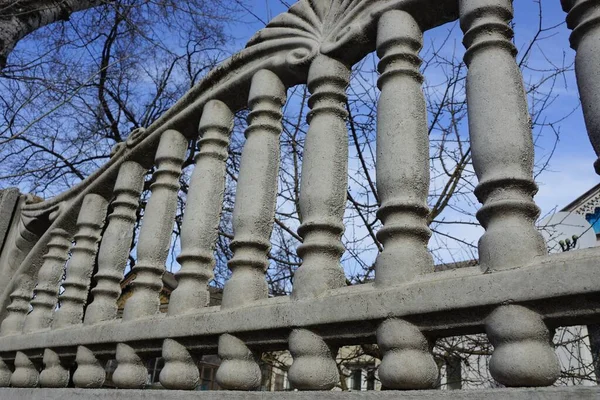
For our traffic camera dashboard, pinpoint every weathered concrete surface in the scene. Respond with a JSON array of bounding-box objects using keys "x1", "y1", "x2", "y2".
[
  {"x1": 1, "y1": 247, "x2": 599, "y2": 356},
  {"x1": 1, "y1": 387, "x2": 600, "y2": 399},
  {"x1": 0, "y1": 188, "x2": 20, "y2": 255}
]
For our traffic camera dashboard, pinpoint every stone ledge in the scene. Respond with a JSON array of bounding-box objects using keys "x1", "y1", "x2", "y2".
[
  {"x1": 1, "y1": 248, "x2": 600, "y2": 357},
  {"x1": 1, "y1": 387, "x2": 599, "y2": 400}
]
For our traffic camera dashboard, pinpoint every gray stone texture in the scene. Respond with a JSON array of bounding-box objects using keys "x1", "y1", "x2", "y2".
[
  {"x1": 2, "y1": 387, "x2": 600, "y2": 399},
  {"x1": 0, "y1": 0, "x2": 597, "y2": 397}
]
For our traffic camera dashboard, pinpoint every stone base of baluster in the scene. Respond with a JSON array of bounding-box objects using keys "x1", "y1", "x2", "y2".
[
  {"x1": 73, "y1": 346, "x2": 106, "y2": 388},
  {"x1": 486, "y1": 305, "x2": 560, "y2": 387},
  {"x1": 159, "y1": 338, "x2": 199, "y2": 390},
  {"x1": 215, "y1": 334, "x2": 261, "y2": 390},
  {"x1": 39, "y1": 349, "x2": 69, "y2": 388},
  {"x1": 288, "y1": 329, "x2": 339, "y2": 390},
  {"x1": 112, "y1": 343, "x2": 148, "y2": 389},
  {"x1": 377, "y1": 318, "x2": 438, "y2": 390},
  {"x1": 10, "y1": 352, "x2": 39, "y2": 388}
]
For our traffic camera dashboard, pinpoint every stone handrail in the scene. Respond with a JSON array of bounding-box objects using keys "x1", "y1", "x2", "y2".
[{"x1": 0, "y1": 0, "x2": 598, "y2": 396}]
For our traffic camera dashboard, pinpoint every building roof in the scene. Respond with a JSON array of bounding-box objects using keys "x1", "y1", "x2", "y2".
[{"x1": 561, "y1": 182, "x2": 600, "y2": 216}]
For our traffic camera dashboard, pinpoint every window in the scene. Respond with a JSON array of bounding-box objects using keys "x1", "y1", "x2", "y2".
[
  {"x1": 273, "y1": 371, "x2": 285, "y2": 391},
  {"x1": 147, "y1": 357, "x2": 164, "y2": 385},
  {"x1": 366, "y1": 368, "x2": 375, "y2": 390},
  {"x1": 346, "y1": 364, "x2": 377, "y2": 391},
  {"x1": 350, "y1": 369, "x2": 362, "y2": 391},
  {"x1": 198, "y1": 363, "x2": 219, "y2": 390}
]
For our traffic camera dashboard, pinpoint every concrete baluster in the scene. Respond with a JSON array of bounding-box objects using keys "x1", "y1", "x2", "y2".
[
  {"x1": 73, "y1": 346, "x2": 106, "y2": 388},
  {"x1": 72, "y1": 161, "x2": 145, "y2": 389},
  {"x1": 288, "y1": 329, "x2": 339, "y2": 390},
  {"x1": 19, "y1": 228, "x2": 71, "y2": 334},
  {"x1": 373, "y1": 10, "x2": 438, "y2": 389},
  {"x1": 216, "y1": 70, "x2": 286, "y2": 390},
  {"x1": 459, "y1": 0, "x2": 559, "y2": 386},
  {"x1": 160, "y1": 339, "x2": 199, "y2": 390},
  {"x1": 460, "y1": 0, "x2": 547, "y2": 271},
  {"x1": 52, "y1": 194, "x2": 108, "y2": 329},
  {"x1": 377, "y1": 319, "x2": 438, "y2": 389},
  {"x1": 217, "y1": 334, "x2": 261, "y2": 390},
  {"x1": 562, "y1": 0, "x2": 600, "y2": 173},
  {"x1": 288, "y1": 54, "x2": 350, "y2": 390},
  {"x1": 10, "y1": 351, "x2": 39, "y2": 388},
  {"x1": 84, "y1": 161, "x2": 146, "y2": 324},
  {"x1": 486, "y1": 305, "x2": 560, "y2": 387},
  {"x1": 160, "y1": 100, "x2": 234, "y2": 390},
  {"x1": 112, "y1": 129, "x2": 187, "y2": 389},
  {"x1": 39, "y1": 349, "x2": 70, "y2": 388},
  {"x1": 0, "y1": 275, "x2": 35, "y2": 336},
  {"x1": 374, "y1": 10, "x2": 433, "y2": 285}
]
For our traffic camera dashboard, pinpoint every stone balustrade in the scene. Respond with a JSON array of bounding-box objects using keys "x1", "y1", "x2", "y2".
[{"x1": 0, "y1": 0, "x2": 598, "y2": 398}]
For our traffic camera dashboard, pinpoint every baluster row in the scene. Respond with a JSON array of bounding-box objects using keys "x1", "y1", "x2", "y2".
[{"x1": 3, "y1": 0, "x2": 599, "y2": 391}]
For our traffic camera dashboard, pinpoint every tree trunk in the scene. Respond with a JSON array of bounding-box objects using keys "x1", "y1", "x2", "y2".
[{"x1": 0, "y1": 0, "x2": 107, "y2": 68}]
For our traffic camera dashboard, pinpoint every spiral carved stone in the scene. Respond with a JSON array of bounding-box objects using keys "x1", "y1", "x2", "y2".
[
  {"x1": 288, "y1": 329, "x2": 339, "y2": 390},
  {"x1": 377, "y1": 318, "x2": 438, "y2": 390},
  {"x1": 159, "y1": 339, "x2": 199, "y2": 390},
  {"x1": 39, "y1": 349, "x2": 69, "y2": 388},
  {"x1": 10, "y1": 351, "x2": 39, "y2": 388},
  {"x1": 73, "y1": 346, "x2": 105, "y2": 388},
  {"x1": 215, "y1": 334, "x2": 261, "y2": 390},
  {"x1": 486, "y1": 305, "x2": 559, "y2": 387}
]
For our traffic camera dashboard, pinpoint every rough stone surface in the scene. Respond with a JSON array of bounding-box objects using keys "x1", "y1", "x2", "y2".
[
  {"x1": 216, "y1": 69, "x2": 286, "y2": 391},
  {"x1": 162, "y1": 101, "x2": 233, "y2": 390},
  {"x1": 291, "y1": 54, "x2": 350, "y2": 300},
  {"x1": 374, "y1": 10, "x2": 433, "y2": 286},
  {"x1": 377, "y1": 319, "x2": 438, "y2": 389},
  {"x1": 0, "y1": 248, "x2": 598, "y2": 354},
  {"x1": 459, "y1": 0, "x2": 547, "y2": 272},
  {"x1": 486, "y1": 305, "x2": 560, "y2": 387},
  {"x1": 83, "y1": 161, "x2": 146, "y2": 325},
  {"x1": 0, "y1": 188, "x2": 20, "y2": 255},
  {"x1": 169, "y1": 100, "x2": 233, "y2": 315},
  {"x1": 52, "y1": 194, "x2": 108, "y2": 328},
  {"x1": 562, "y1": 0, "x2": 600, "y2": 173},
  {"x1": 2, "y1": 387, "x2": 600, "y2": 399},
  {"x1": 0, "y1": 0, "x2": 597, "y2": 397}
]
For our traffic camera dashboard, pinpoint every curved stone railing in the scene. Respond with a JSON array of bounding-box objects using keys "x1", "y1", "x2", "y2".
[{"x1": 0, "y1": 0, "x2": 598, "y2": 396}]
